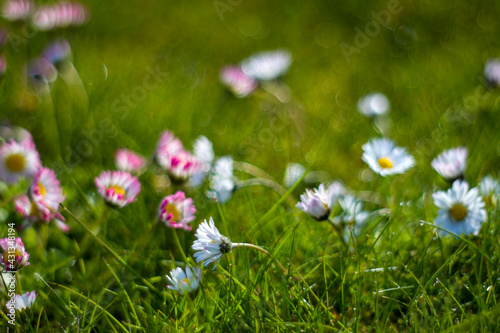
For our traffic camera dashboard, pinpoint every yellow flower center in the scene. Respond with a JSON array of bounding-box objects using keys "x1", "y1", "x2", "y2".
[
  {"x1": 449, "y1": 203, "x2": 467, "y2": 222},
  {"x1": 5, "y1": 153, "x2": 26, "y2": 173},
  {"x1": 109, "y1": 185, "x2": 126, "y2": 196},
  {"x1": 182, "y1": 278, "x2": 189, "y2": 284},
  {"x1": 378, "y1": 157, "x2": 393, "y2": 169},
  {"x1": 165, "y1": 203, "x2": 180, "y2": 221},
  {"x1": 38, "y1": 182, "x2": 46, "y2": 196},
  {"x1": 3, "y1": 248, "x2": 23, "y2": 264}
]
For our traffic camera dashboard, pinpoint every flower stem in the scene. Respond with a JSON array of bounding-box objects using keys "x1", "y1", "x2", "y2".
[
  {"x1": 232, "y1": 243, "x2": 288, "y2": 275},
  {"x1": 237, "y1": 178, "x2": 287, "y2": 196},
  {"x1": 328, "y1": 218, "x2": 349, "y2": 252},
  {"x1": 61, "y1": 204, "x2": 162, "y2": 296},
  {"x1": 172, "y1": 228, "x2": 189, "y2": 264}
]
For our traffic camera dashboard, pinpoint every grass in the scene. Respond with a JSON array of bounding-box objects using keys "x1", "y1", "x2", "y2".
[{"x1": 1, "y1": 0, "x2": 500, "y2": 331}]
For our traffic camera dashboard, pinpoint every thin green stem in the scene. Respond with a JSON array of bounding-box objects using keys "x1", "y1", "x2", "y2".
[
  {"x1": 232, "y1": 243, "x2": 288, "y2": 275},
  {"x1": 172, "y1": 228, "x2": 189, "y2": 264},
  {"x1": 327, "y1": 218, "x2": 349, "y2": 252}
]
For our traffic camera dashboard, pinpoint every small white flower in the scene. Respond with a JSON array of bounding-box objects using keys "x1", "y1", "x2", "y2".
[
  {"x1": 0, "y1": 140, "x2": 41, "y2": 184},
  {"x1": 431, "y1": 147, "x2": 467, "y2": 181},
  {"x1": 334, "y1": 195, "x2": 369, "y2": 227},
  {"x1": 284, "y1": 163, "x2": 305, "y2": 188},
  {"x1": 192, "y1": 217, "x2": 232, "y2": 267},
  {"x1": 166, "y1": 266, "x2": 202, "y2": 295},
  {"x1": 207, "y1": 156, "x2": 235, "y2": 203},
  {"x1": 357, "y1": 92, "x2": 390, "y2": 117},
  {"x1": 13, "y1": 291, "x2": 37, "y2": 311},
  {"x1": 190, "y1": 136, "x2": 214, "y2": 187},
  {"x1": 362, "y1": 138, "x2": 415, "y2": 176},
  {"x1": 479, "y1": 175, "x2": 500, "y2": 197},
  {"x1": 432, "y1": 180, "x2": 486, "y2": 236},
  {"x1": 241, "y1": 50, "x2": 292, "y2": 81},
  {"x1": 296, "y1": 183, "x2": 344, "y2": 221},
  {"x1": 484, "y1": 58, "x2": 500, "y2": 86}
]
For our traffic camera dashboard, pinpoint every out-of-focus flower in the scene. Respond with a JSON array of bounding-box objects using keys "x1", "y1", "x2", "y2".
[
  {"x1": 207, "y1": 156, "x2": 235, "y2": 203},
  {"x1": 13, "y1": 291, "x2": 37, "y2": 311},
  {"x1": 15, "y1": 195, "x2": 69, "y2": 232},
  {"x1": 166, "y1": 266, "x2": 202, "y2": 295},
  {"x1": 32, "y1": 2, "x2": 89, "y2": 31},
  {"x1": 334, "y1": 195, "x2": 369, "y2": 226},
  {"x1": 169, "y1": 150, "x2": 200, "y2": 182},
  {"x1": 0, "y1": 28, "x2": 8, "y2": 48},
  {"x1": 284, "y1": 162, "x2": 305, "y2": 188},
  {"x1": 0, "y1": 125, "x2": 33, "y2": 146},
  {"x1": 192, "y1": 217, "x2": 232, "y2": 267},
  {"x1": 241, "y1": 50, "x2": 292, "y2": 81},
  {"x1": 357, "y1": 92, "x2": 390, "y2": 117},
  {"x1": 362, "y1": 138, "x2": 414, "y2": 176},
  {"x1": 432, "y1": 180, "x2": 486, "y2": 236},
  {"x1": 27, "y1": 57, "x2": 58, "y2": 84},
  {"x1": 42, "y1": 39, "x2": 72, "y2": 65},
  {"x1": 115, "y1": 148, "x2": 146, "y2": 174},
  {"x1": 0, "y1": 139, "x2": 41, "y2": 184},
  {"x1": 190, "y1": 135, "x2": 214, "y2": 187},
  {"x1": 95, "y1": 170, "x2": 141, "y2": 207},
  {"x1": 2, "y1": 0, "x2": 33, "y2": 21},
  {"x1": 296, "y1": 183, "x2": 334, "y2": 221},
  {"x1": 484, "y1": 59, "x2": 500, "y2": 87},
  {"x1": 220, "y1": 66, "x2": 258, "y2": 97},
  {"x1": 0, "y1": 237, "x2": 30, "y2": 271},
  {"x1": 0, "y1": 55, "x2": 6, "y2": 76},
  {"x1": 158, "y1": 191, "x2": 196, "y2": 231},
  {"x1": 431, "y1": 147, "x2": 467, "y2": 181},
  {"x1": 479, "y1": 175, "x2": 500, "y2": 207}
]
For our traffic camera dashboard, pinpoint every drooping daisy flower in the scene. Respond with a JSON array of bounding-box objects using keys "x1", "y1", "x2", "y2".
[
  {"x1": 2, "y1": 0, "x2": 33, "y2": 21},
  {"x1": 169, "y1": 150, "x2": 200, "y2": 182},
  {"x1": 15, "y1": 195, "x2": 69, "y2": 232},
  {"x1": 115, "y1": 148, "x2": 146, "y2": 174},
  {"x1": 207, "y1": 156, "x2": 235, "y2": 203},
  {"x1": 220, "y1": 66, "x2": 258, "y2": 97},
  {"x1": 479, "y1": 175, "x2": 500, "y2": 207},
  {"x1": 0, "y1": 237, "x2": 30, "y2": 271},
  {"x1": 484, "y1": 58, "x2": 500, "y2": 87},
  {"x1": 27, "y1": 57, "x2": 58, "y2": 84},
  {"x1": 166, "y1": 266, "x2": 202, "y2": 295},
  {"x1": 43, "y1": 39, "x2": 72, "y2": 65},
  {"x1": 241, "y1": 50, "x2": 292, "y2": 81},
  {"x1": 192, "y1": 217, "x2": 232, "y2": 267},
  {"x1": 362, "y1": 138, "x2": 415, "y2": 176},
  {"x1": 334, "y1": 195, "x2": 369, "y2": 226},
  {"x1": 284, "y1": 162, "x2": 306, "y2": 188},
  {"x1": 296, "y1": 183, "x2": 334, "y2": 221},
  {"x1": 32, "y1": 2, "x2": 89, "y2": 31},
  {"x1": 13, "y1": 291, "x2": 37, "y2": 311},
  {"x1": 0, "y1": 140, "x2": 41, "y2": 184},
  {"x1": 158, "y1": 191, "x2": 196, "y2": 231},
  {"x1": 431, "y1": 147, "x2": 467, "y2": 181},
  {"x1": 357, "y1": 92, "x2": 390, "y2": 117},
  {"x1": 155, "y1": 130, "x2": 183, "y2": 167},
  {"x1": 190, "y1": 135, "x2": 214, "y2": 187},
  {"x1": 95, "y1": 170, "x2": 141, "y2": 207},
  {"x1": 432, "y1": 180, "x2": 486, "y2": 236}
]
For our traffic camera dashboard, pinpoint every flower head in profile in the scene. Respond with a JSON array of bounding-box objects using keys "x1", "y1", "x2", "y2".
[
  {"x1": 357, "y1": 92, "x2": 390, "y2": 117},
  {"x1": 192, "y1": 217, "x2": 232, "y2": 267},
  {"x1": 13, "y1": 291, "x2": 37, "y2": 311},
  {"x1": 207, "y1": 156, "x2": 235, "y2": 203},
  {"x1": 0, "y1": 237, "x2": 30, "y2": 271},
  {"x1": 15, "y1": 167, "x2": 69, "y2": 232},
  {"x1": 2, "y1": 0, "x2": 34, "y2": 21},
  {"x1": 166, "y1": 266, "x2": 202, "y2": 295},
  {"x1": 362, "y1": 138, "x2": 414, "y2": 176},
  {"x1": 241, "y1": 49, "x2": 292, "y2": 81},
  {"x1": 169, "y1": 150, "x2": 200, "y2": 182},
  {"x1": 432, "y1": 180, "x2": 486, "y2": 236},
  {"x1": 43, "y1": 39, "x2": 72, "y2": 65},
  {"x1": 479, "y1": 175, "x2": 500, "y2": 207},
  {"x1": 115, "y1": 148, "x2": 146, "y2": 174},
  {"x1": 297, "y1": 182, "x2": 345, "y2": 221},
  {"x1": 27, "y1": 57, "x2": 58, "y2": 88},
  {"x1": 190, "y1": 135, "x2": 214, "y2": 187},
  {"x1": 220, "y1": 66, "x2": 258, "y2": 97},
  {"x1": 0, "y1": 139, "x2": 41, "y2": 184},
  {"x1": 334, "y1": 195, "x2": 369, "y2": 227},
  {"x1": 32, "y1": 2, "x2": 90, "y2": 31},
  {"x1": 95, "y1": 170, "x2": 141, "y2": 207},
  {"x1": 431, "y1": 147, "x2": 467, "y2": 181},
  {"x1": 484, "y1": 58, "x2": 500, "y2": 87},
  {"x1": 158, "y1": 191, "x2": 196, "y2": 231}
]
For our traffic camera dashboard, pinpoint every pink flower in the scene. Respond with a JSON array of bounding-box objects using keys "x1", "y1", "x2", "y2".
[
  {"x1": 95, "y1": 170, "x2": 141, "y2": 207},
  {"x1": 2, "y1": 0, "x2": 33, "y2": 21},
  {"x1": 155, "y1": 131, "x2": 200, "y2": 182},
  {"x1": 115, "y1": 148, "x2": 146, "y2": 174},
  {"x1": 0, "y1": 237, "x2": 30, "y2": 271},
  {"x1": 220, "y1": 66, "x2": 258, "y2": 98},
  {"x1": 158, "y1": 191, "x2": 196, "y2": 230},
  {"x1": 169, "y1": 150, "x2": 200, "y2": 181},
  {"x1": 32, "y1": 1, "x2": 89, "y2": 31}
]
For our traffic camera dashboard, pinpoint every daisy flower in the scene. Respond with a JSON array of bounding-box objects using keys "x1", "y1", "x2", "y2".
[
  {"x1": 479, "y1": 175, "x2": 500, "y2": 207},
  {"x1": 241, "y1": 50, "x2": 292, "y2": 81},
  {"x1": 284, "y1": 162, "x2": 306, "y2": 188},
  {"x1": 0, "y1": 125, "x2": 33, "y2": 146},
  {"x1": 115, "y1": 148, "x2": 146, "y2": 174},
  {"x1": 192, "y1": 217, "x2": 232, "y2": 267},
  {"x1": 166, "y1": 266, "x2": 202, "y2": 295},
  {"x1": 220, "y1": 66, "x2": 258, "y2": 97},
  {"x1": 32, "y1": 2, "x2": 89, "y2": 31},
  {"x1": 13, "y1": 291, "x2": 37, "y2": 311},
  {"x1": 362, "y1": 138, "x2": 415, "y2": 176},
  {"x1": 0, "y1": 140, "x2": 41, "y2": 184},
  {"x1": 296, "y1": 183, "x2": 335, "y2": 221},
  {"x1": 207, "y1": 156, "x2": 235, "y2": 203},
  {"x1": 0, "y1": 237, "x2": 30, "y2": 271},
  {"x1": 484, "y1": 58, "x2": 500, "y2": 87},
  {"x1": 169, "y1": 150, "x2": 200, "y2": 182},
  {"x1": 334, "y1": 195, "x2": 369, "y2": 226},
  {"x1": 43, "y1": 39, "x2": 72, "y2": 65},
  {"x1": 432, "y1": 180, "x2": 486, "y2": 236},
  {"x1": 158, "y1": 191, "x2": 196, "y2": 231},
  {"x1": 15, "y1": 195, "x2": 69, "y2": 232},
  {"x1": 27, "y1": 57, "x2": 58, "y2": 84},
  {"x1": 95, "y1": 170, "x2": 141, "y2": 207},
  {"x1": 155, "y1": 130, "x2": 184, "y2": 169},
  {"x1": 357, "y1": 92, "x2": 390, "y2": 117},
  {"x1": 190, "y1": 135, "x2": 214, "y2": 187},
  {"x1": 2, "y1": 0, "x2": 33, "y2": 21},
  {"x1": 431, "y1": 147, "x2": 467, "y2": 181}
]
